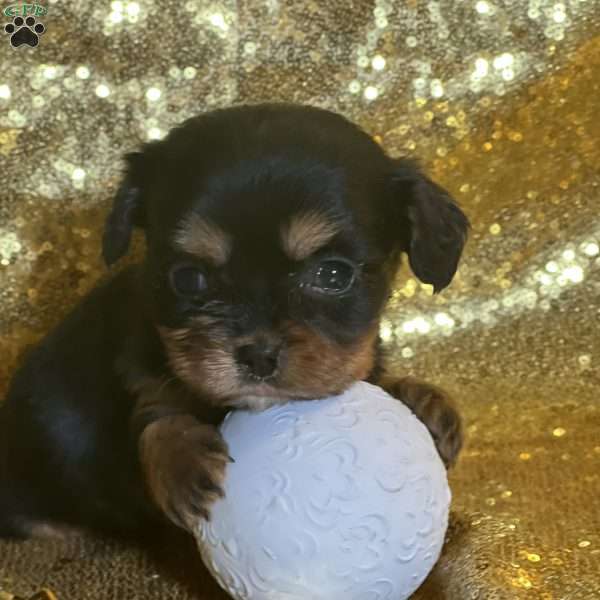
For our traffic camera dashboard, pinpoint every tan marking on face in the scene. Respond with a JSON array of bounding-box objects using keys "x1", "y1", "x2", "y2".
[
  {"x1": 158, "y1": 319, "x2": 378, "y2": 411},
  {"x1": 278, "y1": 322, "x2": 379, "y2": 399},
  {"x1": 160, "y1": 320, "x2": 289, "y2": 410},
  {"x1": 173, "y1": 214, "x2": 231, "y2": 265},
  {"x1": 281, "y1": 211, "x2": 341, "y2": 261},
  {"x1": 158, "y1": 323, "x2": 240, "y2": 401}
]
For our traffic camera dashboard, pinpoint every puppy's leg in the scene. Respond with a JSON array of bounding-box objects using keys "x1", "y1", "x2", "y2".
[
  {"x1": 379, "y1": 376, "x2": 463, "y2": 467},
  {"x1": 0, "y1": 412, "x2": 27, "y2": 539},
  {"x1": 0, "y1": 497, "x2": 29, "y2": 539},
  {"x1": 132, "y1": 381, "x2": 231, "y2": 533}
]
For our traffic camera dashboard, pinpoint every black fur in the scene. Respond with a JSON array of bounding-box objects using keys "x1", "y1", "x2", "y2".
[
  {"x1": 0, "y1": 103, "x2": 469, "y2": 539},
  {"x1": 0, "y1": 269, "x2": 159, "y2": 537}
]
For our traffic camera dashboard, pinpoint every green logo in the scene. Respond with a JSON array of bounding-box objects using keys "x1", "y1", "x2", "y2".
[
  {"x1": 3, "y1": 3, "x2": 47, "y2": 17},
  {"x1": 4, "y1": 3, "x2": 46, "y2": 47}
]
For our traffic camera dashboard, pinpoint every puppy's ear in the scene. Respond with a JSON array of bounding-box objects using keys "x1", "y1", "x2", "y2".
[
  {"x1": 389, "y1": 159, "x2": 470, "y2": 292},
  {"x1": 102, "y1": 151, "x2": 148, "y2": 266}
]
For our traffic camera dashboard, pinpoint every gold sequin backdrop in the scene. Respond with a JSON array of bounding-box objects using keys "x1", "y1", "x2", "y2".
[{"x1": 0, "y1": 0, "x2": 599, "y2": 599}]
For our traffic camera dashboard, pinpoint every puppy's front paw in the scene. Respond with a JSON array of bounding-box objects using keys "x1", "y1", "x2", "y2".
[
  {"x1": 382, "y1": 376, "x2": 463, "y2": 468},
  {"x1": 139, "y1": 415, "x2": 231, "y2": 532}
]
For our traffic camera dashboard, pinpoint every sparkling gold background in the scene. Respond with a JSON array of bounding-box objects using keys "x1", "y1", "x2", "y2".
[{"x1": 1, "y1": 1, "x2": 599, "y2": 599}]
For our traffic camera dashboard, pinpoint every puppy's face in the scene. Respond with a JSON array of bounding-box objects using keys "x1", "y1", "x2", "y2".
[{"x1": 103, "y1": 104, "x2": 469, "y2": 409}]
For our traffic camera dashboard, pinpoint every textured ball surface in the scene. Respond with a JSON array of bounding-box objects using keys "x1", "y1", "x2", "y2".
[{"x1": 196, "y1": 381, "x2": 451, "y2": 600}]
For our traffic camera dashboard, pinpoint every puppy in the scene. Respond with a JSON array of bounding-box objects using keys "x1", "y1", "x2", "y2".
[{"x1": 0, "y1": 103, "x2": 468, "y2": 539}]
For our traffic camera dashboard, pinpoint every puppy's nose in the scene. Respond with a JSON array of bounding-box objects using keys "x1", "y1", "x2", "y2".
[{"x1": 236, "y1": 343, "x2": 281, "y2": 380}]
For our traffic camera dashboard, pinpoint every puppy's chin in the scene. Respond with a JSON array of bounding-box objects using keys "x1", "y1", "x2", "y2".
[
  {"x1": 226, "y1": 387, "x2": 296, "y2": 412},
  {"x1": 224, "y1": 380, "x2": 345, "y2": 412}
]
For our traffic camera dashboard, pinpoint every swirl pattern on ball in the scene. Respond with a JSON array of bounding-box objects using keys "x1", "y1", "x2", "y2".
[{"x1": 196, "y1": 382, "x2": 451, "y2": 600}]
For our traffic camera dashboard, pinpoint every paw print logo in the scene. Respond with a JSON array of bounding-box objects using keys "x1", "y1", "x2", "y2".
[{"x1": 4, "y1": 16, "x2": 45, "y2": 48}]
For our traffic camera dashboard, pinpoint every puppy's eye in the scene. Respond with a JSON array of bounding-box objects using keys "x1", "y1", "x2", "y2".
[
  {"x1": 169, "y1": 265, "x2": 208, "y2": 298},
  {"x1": 307, "y1": 259, "x2": 356, "y2": 295}
]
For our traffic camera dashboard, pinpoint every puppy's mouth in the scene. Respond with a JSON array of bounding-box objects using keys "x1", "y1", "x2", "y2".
[
  {"x1": 159, "y1": 322, "x2": 378, "y2": 411},
  {"x1": 228, "y1": 364, "x2": 317, "y2": 410},
  {"x1": 226, "y1": 366, "x2": 350, "y2": 411},
  {"x1": 226, "y1": 382, "x2": 297, "y2": 411}
]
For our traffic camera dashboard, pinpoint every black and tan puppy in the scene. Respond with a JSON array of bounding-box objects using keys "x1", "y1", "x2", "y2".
[{"x1": 0, "y1": 104, "x2": 468, "y2": 540}]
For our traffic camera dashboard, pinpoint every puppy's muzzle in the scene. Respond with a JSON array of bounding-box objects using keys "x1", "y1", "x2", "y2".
[{"x1": 235, "y1": 342, "x2": 282, "y2": 380}]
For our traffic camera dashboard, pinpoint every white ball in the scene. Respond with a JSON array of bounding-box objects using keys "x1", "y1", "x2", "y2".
[{"x1": 196, "y1": 381, "x2": 451, "y2": 600}]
